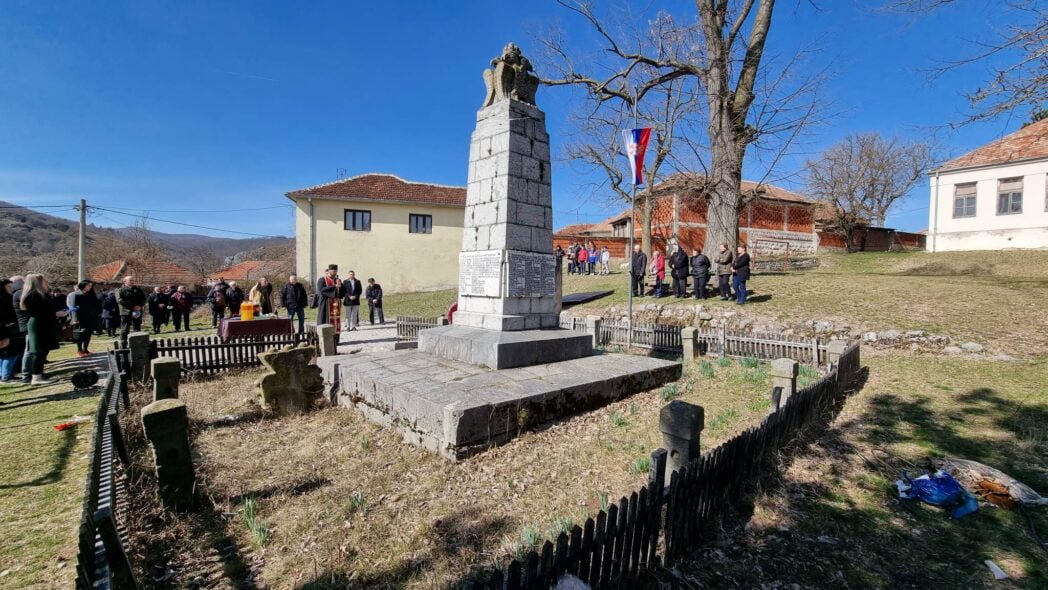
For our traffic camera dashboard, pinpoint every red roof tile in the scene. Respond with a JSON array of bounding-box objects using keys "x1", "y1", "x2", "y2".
[
  {"x1": 555, "y1": 223, "x2": 595, "y2": 235},
  {"x1": 938, "y1": 118, "x2": 1048, "y2": 172},
  {"x1": 88, "y1": 259, "x2": 202, "y2": 286},
  {"x1": 286, "y1": 173, "x2": 466, "y2": 206},
  {"x1": 209, "y1": 260, "x2": 291, "y2": 282}
]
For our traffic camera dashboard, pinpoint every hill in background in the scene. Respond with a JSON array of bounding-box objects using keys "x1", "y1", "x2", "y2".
[{"x1": 0, "y1": 200, "x2": 293, "y2": 284}]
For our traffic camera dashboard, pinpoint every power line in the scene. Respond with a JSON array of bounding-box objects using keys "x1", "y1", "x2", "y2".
[
  {"x1": 88, "y1": 206, "x2": 289, "y2": 238},
  {"x1": 99, "y1": 204, "x2": 292, "y2": 214}
]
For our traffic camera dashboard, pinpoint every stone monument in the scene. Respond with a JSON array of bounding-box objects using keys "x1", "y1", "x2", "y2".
[
  {"x1": 419, "y1": 43, "x2": 593, "y2": 370},
  {"x1": 319, "y1": 43, "x2": 682, "y2": 460},
  {"x1": 257, "y1": 345, "x2": 324, "y2": 415}
]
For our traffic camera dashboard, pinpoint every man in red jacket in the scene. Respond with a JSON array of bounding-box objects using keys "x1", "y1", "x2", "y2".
[{"x1": 170, "y1": 285, "x2": 194, "y2": 331}]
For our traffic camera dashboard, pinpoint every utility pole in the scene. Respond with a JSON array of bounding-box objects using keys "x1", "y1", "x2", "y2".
[{"x1": 77, "y1": 198, "x2": 87, "y2": 282}]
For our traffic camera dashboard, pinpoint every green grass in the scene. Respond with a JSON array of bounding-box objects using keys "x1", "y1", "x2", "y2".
[
  {"x1": 0, "y1": 352, "x2": 105, "y2": 588},
  {"x1": 673, "y1": 353, "x2": 1048, "y2": 587},
  {"x1": 240, "y1": 496, "x2": 271, "y2": 546}
]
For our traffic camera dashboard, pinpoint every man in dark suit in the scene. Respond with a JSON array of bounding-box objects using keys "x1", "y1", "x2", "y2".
[
  {"x1": 669, "y1": 245, "x2": 689, "y2": 298},
  {"x1": 732, "y1": 244, "x2": 751, "y2": 305},
  {"x1": 630, "y1": 244, "x2": 647, "y2": 297},
  {"x1": 282, "y1": 274, "x2": 309, "y2": 334},
  {"x1": 341, "y1": 270, "x2": 363, "y2": 331},
  {"x1": 690, "y1": 249, "x2": 711, "y2": 299}
]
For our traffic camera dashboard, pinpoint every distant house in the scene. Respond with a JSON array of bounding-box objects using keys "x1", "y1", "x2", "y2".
[
  {"x1": 208, "y1": 260, "x2": 292, "y2": 286},
  {"x1": 927, "y1": 118, "x2": 1048, "y2": 251},
  {"x1": 89, "y1": 259, "x2": 201, "y2": 289},
  {"x1": 553, "y1": 213, "x2": 632, "y2": 257},
  {"x1": 814, "y1": 202, "x2": 926, "y2": 252},
  {"x1": 285, "y1": 173, "x2": 466, "y2": 293}
]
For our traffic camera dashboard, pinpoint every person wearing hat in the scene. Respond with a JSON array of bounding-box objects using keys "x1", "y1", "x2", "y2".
[{"x1": 316, "y1": 264, "x2": 343, "y2": 332}]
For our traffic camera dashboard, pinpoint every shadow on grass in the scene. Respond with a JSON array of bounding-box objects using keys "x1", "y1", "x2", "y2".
[
  {"x1": 0, "y1": 386, "x2": 99, "y2": 413},
  {"x1": 663, "y1": 376, "x2": 1048, "y2": 588},
  {"x1": 295, "y1": 509, "x2": 513, "y2": 589},
  {"x1": 0, "y1": 423, "x2": 79, "y2": 489}
]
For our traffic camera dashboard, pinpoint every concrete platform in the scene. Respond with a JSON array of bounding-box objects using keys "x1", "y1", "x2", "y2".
[
  {"x1": 418, "y1": 325, "x2": 593, "y2": 370},
  {"x1": 322, "y1": 349, "x2": 681, "y2": 460}
]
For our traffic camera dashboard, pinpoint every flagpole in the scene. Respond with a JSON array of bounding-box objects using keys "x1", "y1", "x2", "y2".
[{"x1": 627, "y1": 101, "x2": 638, "y2": 350}]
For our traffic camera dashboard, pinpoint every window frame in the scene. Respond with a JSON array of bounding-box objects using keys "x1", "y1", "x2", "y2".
[
  {"x1": 408, "y1": 213, "x2": 433, "y2": 234},
  {"x1": 952, "y1": 183, "x2": 977, "y2": 219},
  {"x1": 343, "y1": 209, "x2": 372, "y2": 232},
  {"x1": 996, "y1": 177, "x2": 1023, "y2": 216}
]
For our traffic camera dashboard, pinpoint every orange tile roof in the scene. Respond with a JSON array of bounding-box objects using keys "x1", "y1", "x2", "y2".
[
  {"x1": 286, "y1": 173, "x2": 466, "y2": 206},
  {"x1": 648, "y1": 173, "x2": 815, "y2": 204},
  {"x1": 938, "y1": 118, "x2": 1048, "y2": 172},
  {"x1": 88, "y1": 259, "x2": 202, "y2": 286},
  {"x1": 555, "y1": 223, "x2": 595, "y2": 235},
  {"x1": 209, "y1": 260, "x2": 291, "y2": 282}
]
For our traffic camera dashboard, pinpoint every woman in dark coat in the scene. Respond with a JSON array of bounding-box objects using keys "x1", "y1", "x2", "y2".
[
  {"x1": 0, "y1": 278, "x2": 24, "y2": 383},
  {"x1": 71, "y1": 280, "x2": 99, "y2": 356},
  {"x1": 20, "y1": 273, "x2": 67, "y2": 385},
  {"x1": 102, "y1": 290, "x2": 119, "y2": 337}
]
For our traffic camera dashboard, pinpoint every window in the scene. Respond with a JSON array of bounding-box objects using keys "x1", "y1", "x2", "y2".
[
  {"x1": 409, "y1": 213, "x2": 432, "y2": 234},
  {"x1": 997, "y1": 177, "x2": 1022, "y2": 215},
  {"x1": 953, "y1": 183, "x2": 977, "y2": 218},
  {"x1": 344, "y1": 209, "x2": 371, "y2": 231}
]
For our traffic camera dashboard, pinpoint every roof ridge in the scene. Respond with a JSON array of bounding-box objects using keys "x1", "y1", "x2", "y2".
[{"x1": 287, "y1": 172, "x2": 465, "y2": 195}]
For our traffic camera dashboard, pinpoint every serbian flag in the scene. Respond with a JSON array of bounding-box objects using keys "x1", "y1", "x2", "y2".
[{"x1": 621, "y1": 127, "x2": 652, "y2": 186}]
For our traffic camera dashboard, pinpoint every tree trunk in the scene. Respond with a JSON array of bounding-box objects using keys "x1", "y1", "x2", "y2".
[{"x1": 701, "y1": 112, "x2": 744, "y2": 259}]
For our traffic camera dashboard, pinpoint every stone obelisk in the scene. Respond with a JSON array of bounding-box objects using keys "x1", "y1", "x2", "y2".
[{"x1": 419, "y1": 43, "x2": 592, "y2": 369}]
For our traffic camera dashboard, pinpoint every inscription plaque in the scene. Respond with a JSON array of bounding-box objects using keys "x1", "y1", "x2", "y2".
[
  {"x1": 459, "y1": 251, "x2": 503, "y2": 297},
  {"x1": 505, "y1": 251, "x2": 556, "y2": 298}
]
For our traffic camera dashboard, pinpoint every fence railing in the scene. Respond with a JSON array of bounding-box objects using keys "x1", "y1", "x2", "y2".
[
  {"x1": 148, "y1": 331, "x2": 318, "y2": 375},
  {"x1": 75, "y1": 352, "x2": 137, "y2": 590},
  {"x1": 473, "y1": 341, "x2": 861, "y2": 589},
  {"x1": 561, "y1": 318, "x2": 829, "y2": 365},
  {"x1": 395, "y1": 315, "x2": 440, "y2": 340}
]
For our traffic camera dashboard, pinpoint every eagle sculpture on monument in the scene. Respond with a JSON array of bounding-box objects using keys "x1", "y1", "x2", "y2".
[{"x1": 481, "y1": 42, "x2": 539, "y2": 107}]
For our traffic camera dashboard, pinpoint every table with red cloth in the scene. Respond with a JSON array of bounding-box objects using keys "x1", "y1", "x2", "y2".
[{"x1": 217, "y1": 317, "x2": 292, "y2": 341}]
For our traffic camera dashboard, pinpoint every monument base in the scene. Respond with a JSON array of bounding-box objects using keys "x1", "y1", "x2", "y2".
[
  {"x1": 418, "y1": 324, "x2": 592, "y2": 370},
  {"x1": 323, "y1": 349, "x2": 682, "y2": 460},
  {"x1": 452, "y1": 309, "x2": 559, "y2": 331}
]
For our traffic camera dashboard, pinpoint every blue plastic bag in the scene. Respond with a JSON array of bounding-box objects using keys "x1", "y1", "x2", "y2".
[{"x1": 896, "y1": 470, "x2": 979, "y2": 518}]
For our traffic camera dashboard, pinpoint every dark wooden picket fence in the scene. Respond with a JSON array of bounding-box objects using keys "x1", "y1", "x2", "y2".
[
  {"x1": 75, "y1": 352, "x2": 137, "y2": 589},
  {"x1": 469, "y1": 341, "x2": 861, "y2": 589},
  {"x1": 395, "y1": 315, "x2": 441, "y2": 340},
  {"x1": 148, "y1": 331, "x2": 318, "y2": 375},
  {"x1": 561, "y1": 318, "x2": 830, "y2": 365}
]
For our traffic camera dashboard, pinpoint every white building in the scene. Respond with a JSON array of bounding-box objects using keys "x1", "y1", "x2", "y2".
[{"x1": 927, "y1": 118, "x2": 1048, "y2": 252}]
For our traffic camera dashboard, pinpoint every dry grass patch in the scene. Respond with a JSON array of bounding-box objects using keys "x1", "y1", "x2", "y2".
[{"x1": 140, "y1": 355, "x2": 789, "y2": 588}]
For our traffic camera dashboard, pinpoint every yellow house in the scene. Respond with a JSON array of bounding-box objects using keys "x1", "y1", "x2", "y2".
[{"x1": 286, "y1": 173, "x2": 466, "y2": 293}]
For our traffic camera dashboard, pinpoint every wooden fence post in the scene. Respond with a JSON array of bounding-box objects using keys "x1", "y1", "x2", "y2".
[
  {"x1": 718, "y1": 323, "x2": 727, "y2": 357},
  {"x1": 437, "y1": 316, "x2": 449, "y2": 326},
  {"x1": 659, "y1": 401, "x2": 704, "y2": 475},
  {"x1": 810, "y1": 337, "x2": 820, "y2": 366}
]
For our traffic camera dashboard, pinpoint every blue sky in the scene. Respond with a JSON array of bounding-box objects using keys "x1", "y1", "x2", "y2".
[{"x1": 0, "y1": 0, "x2": 1033, "y2": 236}]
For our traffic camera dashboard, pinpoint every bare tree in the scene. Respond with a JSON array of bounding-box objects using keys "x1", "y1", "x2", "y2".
[
  {"x1": 888, "y1": 0, "x2": 1047, "y2": 125},
  {"x1": 542, "y1": 9, "x2": 701, "y2": 254},
  {"x1": 807, "y1": 133, "x2": 932, "y2": 251},
  {"x1": 180, "y1": 244, "x2": 225, "y2": 284},
  {"x1": 542, "y1": 0, "x2": 823, "y2": 258}
]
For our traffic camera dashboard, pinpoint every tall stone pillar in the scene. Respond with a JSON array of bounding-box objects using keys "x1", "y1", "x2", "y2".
[
  {"x1": 418, "y1": 43, "x2": 593, "y2": 370},
  {"x1": 454, "y1": 98, "x2": 558, "y2": 331}
]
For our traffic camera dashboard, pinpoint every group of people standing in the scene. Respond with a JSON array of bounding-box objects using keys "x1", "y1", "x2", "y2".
[
  {"x1": 1, "y1": 274, "x2": 73, "y2": 385},
  {"x1": 630, "y1": 242, "x2": 751, "y2": 304},
  {"x1": 314, "y1": 264, "x2": 384, "y2": 333},
  {"x1": 205, "y1": 275, "x2": 312, "y2": 334},
  {"x1": 557, "y1": 242, "x2": 612, "y2": 276}
]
